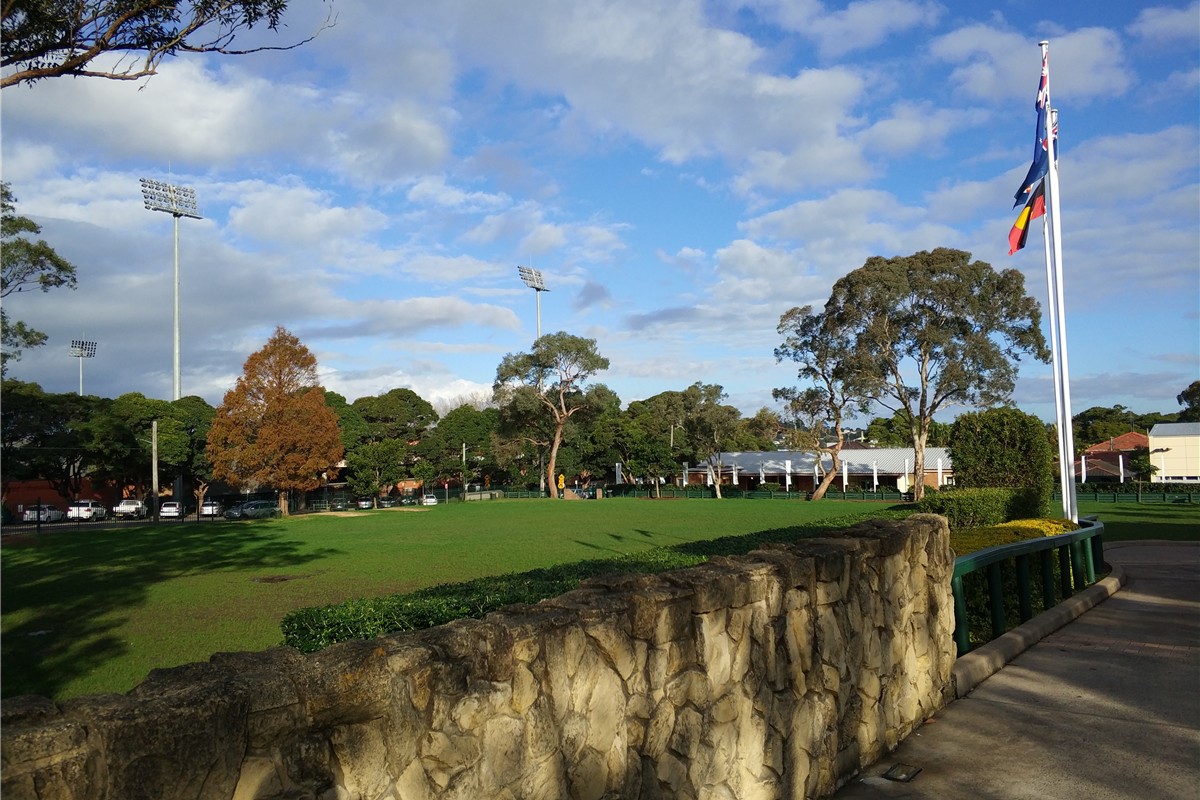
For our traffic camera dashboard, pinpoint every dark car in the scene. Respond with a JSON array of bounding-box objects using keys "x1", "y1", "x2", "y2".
[{"x1": 237, "y1": 500, "x2": 281, "y2": 519}]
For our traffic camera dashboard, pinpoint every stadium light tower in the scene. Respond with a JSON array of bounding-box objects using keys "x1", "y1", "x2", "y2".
[
  {"x1": 517, "y1": 265, "x2": 550, "y2": 339},
  {"x1": 140, "y1": 178, "x2": 201, "y2": 400},
  {"x1": 70, "y1": 339, "x2": 97, "y2": 396}
]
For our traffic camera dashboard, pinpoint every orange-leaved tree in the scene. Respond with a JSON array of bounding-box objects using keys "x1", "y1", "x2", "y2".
[{"x1": 206, "y1": 326, "x2": 343, "y2": 515}]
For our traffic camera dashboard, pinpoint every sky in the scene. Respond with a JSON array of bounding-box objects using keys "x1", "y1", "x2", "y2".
[{"x1": 2, "y1": 0, "x2": 1197, "y2": 426}]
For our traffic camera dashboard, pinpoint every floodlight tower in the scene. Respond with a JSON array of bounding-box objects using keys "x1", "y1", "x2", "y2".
[
  {"x1": 517, "y1": 265, "x2": 549, "y2": 339},
  {"x1": 140, "y1": 178, "x2": 201, "y2": 400},
  {"x1": 70, "y1": 339, "x2": 97, "y2": 396}
]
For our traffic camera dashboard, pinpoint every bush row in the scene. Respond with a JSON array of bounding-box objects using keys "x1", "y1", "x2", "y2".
[
  {"x1": 914, "y1": 487, "x2": 1050, "y2": 530},
  {"x1": 279, "y1": 510, "x2": 909, "y2": 653}
]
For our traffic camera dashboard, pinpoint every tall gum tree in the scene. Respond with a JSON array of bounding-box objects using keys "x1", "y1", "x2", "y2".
[
  {"x1": 825, "y1": 248, "x2": 1050, "y2": 501},
  {"x1": 206, "y1": 326, "x2": 343, "y2": 514},
  {"x1": 493, "y1": 332, "x2": 609, "y2": 499},
  {"x1": 775, "y1": 305, "x2": 871, "y2": 501}
]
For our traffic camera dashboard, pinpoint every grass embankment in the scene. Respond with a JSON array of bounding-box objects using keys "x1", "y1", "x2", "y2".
[{"x1": 1, "y1": 498, "x2": 901, "y2": 701}]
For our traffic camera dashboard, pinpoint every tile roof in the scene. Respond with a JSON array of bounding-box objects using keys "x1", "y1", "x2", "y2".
[{"x1": 1082, "y1": 431, "x2": 1148, "y2": 453}]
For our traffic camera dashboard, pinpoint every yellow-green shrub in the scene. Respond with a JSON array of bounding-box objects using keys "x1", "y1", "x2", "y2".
[{"x1": 951, "y1": 517, "x2": 1078, "y2": 556}]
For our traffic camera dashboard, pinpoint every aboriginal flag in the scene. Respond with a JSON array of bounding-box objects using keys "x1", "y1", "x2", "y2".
[{"x1": 1008, "y1": 179, "x2": 1046, "y2": 255}]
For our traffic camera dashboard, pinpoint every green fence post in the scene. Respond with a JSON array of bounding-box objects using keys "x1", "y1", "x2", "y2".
[
  {"x1": 1040, "y1": 549, "x2": 1057, "y2": 608},
  {"x1": 1069, "y1": 540, "x2": 1085, "y2": 592},
  {"x1": 952, "y1": 575, "x2": 970, "y2": 655},
  {"x1": 1081, "y1": 536, "x2": 1096, "y2": 585},
  {"x1": 1058, "y1": 545, "x2": 1073, "y2": 595},
  {"x1": 987, "y1": 563, "x2": 1006, "y2": 639},
  {"x1": 1016, "y1": 554, "x2": 1033, "y2": 622}
]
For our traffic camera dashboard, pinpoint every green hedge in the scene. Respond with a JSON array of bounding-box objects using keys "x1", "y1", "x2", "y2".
[
  {"x1": 280, "y1": 510, "x2": 910, "y2": 653},
  {"x1": 914, "y1": 487, "x2": 1048, "y2": 530}
]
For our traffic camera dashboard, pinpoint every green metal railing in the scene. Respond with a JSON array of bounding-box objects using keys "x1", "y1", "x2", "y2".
[{"x1": 951, "y1": 516, "x2": 1105, "y2": 655}]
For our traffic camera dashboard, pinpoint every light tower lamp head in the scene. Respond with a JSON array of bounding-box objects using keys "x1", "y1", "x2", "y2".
[
  {"x1": 139, "y1": 178, "x2": 202, "y2": 219},
  {"x1": 517, "y1": 265, "x2": 548, "y2": 292}
]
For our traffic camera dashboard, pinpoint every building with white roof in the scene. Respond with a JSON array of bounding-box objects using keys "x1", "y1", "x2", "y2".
[
  {"x1": 1147, "y1": 423, "x2": 1200, "y2": 483},
  {"x1": 684, "y1": 448, "x2": 953, "y2": 493}
]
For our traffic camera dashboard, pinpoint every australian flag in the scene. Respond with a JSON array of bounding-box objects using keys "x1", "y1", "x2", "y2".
[{"x1": 1013, "y1": 52, "x2": 1053, "y2": 206}]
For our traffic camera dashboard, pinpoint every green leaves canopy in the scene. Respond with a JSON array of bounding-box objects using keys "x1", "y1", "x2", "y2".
[
  {"x1": 825, "y1": 248, "x2": 1050, "y2": 500},
  {"x1": 1, "y1": 183, "x2": 77, "y2": 374}
]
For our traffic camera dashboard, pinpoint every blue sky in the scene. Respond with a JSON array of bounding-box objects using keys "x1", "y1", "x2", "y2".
[{"x1": 2, "y1": 0, "x2": 1197, "y2": 425}]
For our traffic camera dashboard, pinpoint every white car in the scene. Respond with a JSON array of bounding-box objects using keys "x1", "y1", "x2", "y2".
[
  {"x1": 66, "y1": 500, "x2": 107, "y2": 521},
  {"x1": 421, "y1": 495, "x2": 438, "y2": 506},
  {"x1": 23, "y1": 504, "x2": 65, "y2": 523},
  {"x1": 200, "y1": 500, "x2": 223, "y2": 517},
  {"x1": 160, "y1": 501, "x2": 183, "y2": 519},
  {"x1": 112, "y1": 499, "x2": 146, "y2": 519}
]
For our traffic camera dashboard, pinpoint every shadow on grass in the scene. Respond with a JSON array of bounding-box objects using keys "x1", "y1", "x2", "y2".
[
  {"x1": 282, "y1": 510, "x2": 909, "y2": 653},
  {"x1": 1, "y1": 521, "x2": 342, "y2": 699}
]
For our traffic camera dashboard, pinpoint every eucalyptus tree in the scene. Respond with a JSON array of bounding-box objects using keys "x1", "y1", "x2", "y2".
[
  {"x1": 1, "y1": 183, "x2": 77, "y2": 374},
  {"x1": 2, "y1": 1, "x2": 333, "y2": 88},
  {"x1": 493, "y1": 332, "x2": 609, "y2": 498},
  {"x1": 824, "y1": 248, "x2": 1049, "y2": 501},
  {"x1": 774, "y1": 302, "x2": 871, "y2": 500},
  {"x1": 680, "y1": 383, "x2": 743, "y2": 499},
  {"x1": 351, "y1": 388, "x2": 438, "y2": 446},
  {"x1": 1178, "y1": 381, "x2": 1200, "y2": 423}
]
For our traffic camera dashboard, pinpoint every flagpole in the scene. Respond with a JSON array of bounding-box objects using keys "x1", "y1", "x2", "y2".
[
  {"x1": 1041, "y1": 170, "x2": 1070, "y2": 516},
  {"x1": 1041, "y1": 40, "x2": 1078, "y2": 522}
]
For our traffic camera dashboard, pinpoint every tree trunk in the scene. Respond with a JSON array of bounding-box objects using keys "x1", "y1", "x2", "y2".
[
  {"x1": 546, "y1": 423, "x2": 564, "y2": 499},
  {"x1": 911, "y1": 428, "x2": 929, "y2": 502}
]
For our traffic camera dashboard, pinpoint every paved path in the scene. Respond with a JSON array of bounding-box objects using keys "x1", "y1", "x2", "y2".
[{"x1": 831, "y1": 541, "x2": 1200, "y2": 800}]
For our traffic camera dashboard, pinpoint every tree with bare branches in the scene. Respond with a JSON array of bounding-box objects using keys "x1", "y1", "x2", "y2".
[{"x1": 2, "y1": 0, "x2": 334, "y2": 89}]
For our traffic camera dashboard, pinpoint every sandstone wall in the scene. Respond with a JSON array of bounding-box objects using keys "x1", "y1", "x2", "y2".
[{"x1": 1, "y1": 515, "x2": 955, "y2": 800}]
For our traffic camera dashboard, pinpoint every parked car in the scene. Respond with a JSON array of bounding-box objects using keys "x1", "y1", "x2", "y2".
[
  {"x1": 235, "y1": 500, "x2": 281, "y2": 520},
  {"x1": 378, "y1": 497, "x2": 398, "y2": 508},
  {"x1": 199, "y1": 500, "x2": 223, "y2": 517},
  {"x1": 421, "y1": 494, "x2": 438, "y2": 506},
  {"x1": 112, "y1": 499, "x2": 146, "y2": 519},
  {"x1": 159, "y1": 501, "x2": 183, "y2": 519},
  {"x1": 356, "y1": 497, "x2": 375, "y2": 509},
  {"x1": 23, "y1": 504, "x2": 65, "y2": 523},
  {"x1": 66, "y1": 499, "x2": 107, "y2": 521}
]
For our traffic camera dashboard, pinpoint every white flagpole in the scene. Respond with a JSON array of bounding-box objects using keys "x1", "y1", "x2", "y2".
[
  {"x1": 1040, "y1": 185, "x2": 1069, "y2": 514},
  {"x1": 1041, "y1": 40, "x2": 1078, "y2": 522}
]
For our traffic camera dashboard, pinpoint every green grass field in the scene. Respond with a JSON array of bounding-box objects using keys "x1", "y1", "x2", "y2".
[
  {"x1": 1, "y1": 498, "x2": 901, "y2": 701},
  {"x1": 2, "y1": 497, "x2": 1195, "y2": 701}
]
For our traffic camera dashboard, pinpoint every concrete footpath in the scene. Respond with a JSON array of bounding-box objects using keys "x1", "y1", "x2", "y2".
[{"x1": 832, "y1": 541, "x2": 1200, "y2": 800}]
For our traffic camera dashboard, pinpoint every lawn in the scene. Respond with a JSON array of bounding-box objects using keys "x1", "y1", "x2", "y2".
[
  {"x1": 1, "y1": 498, "x2": 900, "y2": 701},
  {"x1": 3, "y1": 497, "x2": 1194, "y2": 702}
]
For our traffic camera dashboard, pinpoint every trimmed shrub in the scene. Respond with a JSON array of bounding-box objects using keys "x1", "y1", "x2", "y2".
[{"x1": 950, "y1": 407, "x2": 1055, "y2": 517}]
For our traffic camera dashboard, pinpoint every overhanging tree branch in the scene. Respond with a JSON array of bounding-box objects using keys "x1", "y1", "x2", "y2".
[{"x1": 2, "y1": 1, "x2": 335, "y2": 89}]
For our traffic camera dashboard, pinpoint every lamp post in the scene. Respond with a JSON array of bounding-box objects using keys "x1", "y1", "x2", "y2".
[
  {"x1": 140, "y1": 178, "x2": 201, "y2": 400},
  {"x1": 69, "y1": 339, "x2": 97, "y2": 396},
  {"x1": 517, "y1": 265, "x2": 549, "y2": 339}
]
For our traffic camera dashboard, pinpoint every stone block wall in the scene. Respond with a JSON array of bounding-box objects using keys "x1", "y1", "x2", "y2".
[{"x1": 1, "y1": 515, "x2": 955, "y2": 800}]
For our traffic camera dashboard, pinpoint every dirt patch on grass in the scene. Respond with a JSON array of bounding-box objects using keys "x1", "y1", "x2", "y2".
[{"x1": 252, "y1": 574, "x2": 311, "y2": 584}]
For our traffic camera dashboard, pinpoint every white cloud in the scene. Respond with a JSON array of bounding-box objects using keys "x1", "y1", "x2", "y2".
[
  {"x1": 930, "y1": 25, "x2": 1132, "y2": 103},
  {"x1": 746, "y1": 0, "x2": 943, "y2": 57},
  {"x1": 406, "y1": 176, "x2": 511, "y2": 211},
  {"x1": 1127, "y1": 2, "x2": 1200, "y2": 43}
]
